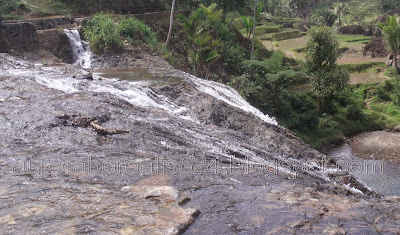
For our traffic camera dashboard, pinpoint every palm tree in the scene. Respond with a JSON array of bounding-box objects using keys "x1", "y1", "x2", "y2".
[
  {"x1": 241, "y1": 15, "x2": 254, "y2": 38},
  {"x1": 333, "y1": 2, "x2": 350, "y2": 27},
  {"x1": 378, "y1": 15, "x2": 400, "y2": 74}
]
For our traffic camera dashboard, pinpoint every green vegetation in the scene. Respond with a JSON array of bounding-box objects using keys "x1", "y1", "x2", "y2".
[
  {"x1": 84, "y1": 14, "x2": 157, "y2": 54},
  {"x1": 305, "y1": 27, "x2": 350, "y2": 115},
  {"x1": 120, "y1": 17, "x2": 157, "y2": 47},
  {"x1": 378, "y1": 15, "x2": 400, "y2": 74},
  {"x1": 84, "y1": 14, "x2": 123, "y2": 54}
]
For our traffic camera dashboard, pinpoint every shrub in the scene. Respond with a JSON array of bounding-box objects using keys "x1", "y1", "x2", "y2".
[
  {"x1": 84, "y1": 13, "x2": 122, "y2": 54},
  {"x1": 375, "y1": 83, "x2": 392, "y2": 101},
  {"x1": 120, "y1": 17, "x2": 157, "y2": 47},
  {"x1": 0, "y1": 0, "x2": 30, "y2": 14},
  {"x1": 346, "y1": 102, "x2": 364, "y2": 120}
]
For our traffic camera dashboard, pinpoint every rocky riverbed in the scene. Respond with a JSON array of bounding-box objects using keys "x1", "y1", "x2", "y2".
[
  {"x1": 350, "y1": 131, "x2": 400, "y2": 162},
  {"x1": 0, "y1": 53, "x2": 399, "y2": 234}
]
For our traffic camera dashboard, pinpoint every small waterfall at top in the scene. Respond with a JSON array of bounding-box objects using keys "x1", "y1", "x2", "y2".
[{"x1": 64, "y1": 29, "x2": 92, "y2": 69}]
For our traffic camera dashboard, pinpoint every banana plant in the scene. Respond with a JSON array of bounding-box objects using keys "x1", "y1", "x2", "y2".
[{"x1": 241, "y1": 15, "x2": 254, "y2": 38}]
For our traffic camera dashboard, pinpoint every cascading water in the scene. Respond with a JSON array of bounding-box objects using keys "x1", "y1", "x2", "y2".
[
  {"x1": 0, "y1": 54, "x2": 366, "y2": 193},
  {"x1": 64, "y1": 29, "x2": 92, "y2": 69}
]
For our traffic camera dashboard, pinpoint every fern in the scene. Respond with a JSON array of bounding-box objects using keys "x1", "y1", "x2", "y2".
[{"x1": 264, "y1": 52, "x2": 284, "y2": 74}]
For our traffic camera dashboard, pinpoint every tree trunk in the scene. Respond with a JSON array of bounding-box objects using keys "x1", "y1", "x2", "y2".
[
  {"x1": 228, "y1": 10, "x2": 237, "y2": 26},
  {"x1": 222, "y1": 0, "x2": 228, "y2": 22},
  {"x1": 251, "y1": 0, "x2": 257, "y2": 63},
  {"x1": 394, "y1": 53, "x2": 400, "y2": 74},
  {"x1": 318, "y1": 96, "x2": 323, "y2": 116},
  {"x1": 165, "y1": 0, "x2": 176, "y2": 46},
  {"x1": 250, "y1": 0, "x2": 257, "y2": 76}
]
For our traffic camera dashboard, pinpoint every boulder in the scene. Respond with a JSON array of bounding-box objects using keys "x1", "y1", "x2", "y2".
[
  {"x1": 363, "y1": 37, "x2": 389, "y2": 58},
  {"x1": 72, "y1": 71, "x2": 93, "y2": 80},
  {"x1": 364, "y1": 26, "x2": 382, "y2": 37},
  {"x1": 339, "y1": 25, "x2": 365, "y2": 35},
  {"x1": 377, "y1": 7, "x2": 400, "y2": 23},
  {"x1": 296, "y1": 21, "x2": 310, "y2": 32},
  {"x1": 282, "y1": 22, "x2": 294, "y2": 29},
  {"x1": 386, "y1": 54, "x2": 393, "y2": 66}
]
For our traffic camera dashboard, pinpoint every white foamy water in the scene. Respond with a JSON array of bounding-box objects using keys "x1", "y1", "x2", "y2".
[
  {"x1": 186, "y1": 74, "x2": 278, "y2": 125},
  {"x1": 64, "y1": 29, "x2": 92, "y2": 69}
]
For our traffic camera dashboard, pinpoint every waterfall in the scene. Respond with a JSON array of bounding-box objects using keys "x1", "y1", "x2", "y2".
[{"x1": 64, "y1": 29, "x2": 92, "y2": 69}]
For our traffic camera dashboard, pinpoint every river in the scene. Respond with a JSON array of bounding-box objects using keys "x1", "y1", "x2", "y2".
[{"x1": 329, "y1": 138, "x2": 400, "y2": 197}]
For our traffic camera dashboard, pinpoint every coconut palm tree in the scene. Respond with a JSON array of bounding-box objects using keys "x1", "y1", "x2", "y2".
[
  {"x1": 378, "y1": 15, "x2": 400, "y2": 74},
  {"x1": 333, "y1": 2, "x2": 350, "y2": 27}
]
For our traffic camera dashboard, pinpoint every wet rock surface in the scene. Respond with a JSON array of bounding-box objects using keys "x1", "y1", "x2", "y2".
[
  {"x1": 351, "y1": 131, "x2": 400, "y2": 162},
  {"x1": 0, "y1": 54, "x2": 399, "y2": 234}
]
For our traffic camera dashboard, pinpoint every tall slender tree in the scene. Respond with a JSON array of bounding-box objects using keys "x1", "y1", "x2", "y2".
[
  {"x1": 251, "y1": 0, "x2": 257, "y2": 66},
  {"x1": 305, "y1": 27, "x2": 349, "y2": 115},
  {"x1": 166, "y1": 0, "x2": 176, "y2": 46}
]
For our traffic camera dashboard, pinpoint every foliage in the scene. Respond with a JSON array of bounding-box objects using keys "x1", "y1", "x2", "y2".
[
  {"x1": 289, "y1": 0, "x2": 309, "y2": 19},
  {"x1": 120, "y1": 17, "x2": 157, "y2": 47},
  {"x1": 241, "y1": 15, "x2": 254, "y2": 38},
  {"x1": 315, "y1": 7, "x2": 337, "y2": 27},
  {"x1": 305, "y1": 26, "x2": 349, "y2": 115},
  {"x1": 333, "y1": 2, "x2": 350, "y2": 27},
  {"x1": 84, "y1": 13, "x2": 122, "y2": 54},
  {"x1": 339, "y1": 62, "x2": 385, "y2": 73},
  {"x1": 179, "y1": 4, "x2": 223, "y2": 78},
  {"x1": 179, "y1": 3, "x2": 246, "y2": 78},
  {"x1": 380, "y1": 0, "x2": 400, "y2": 12},
  {"x1": 351, "y1": 11, "x2": 367, "y2": 25},
  {"x1": 378, "y1": 15, "x2": 400, "y2": 73}
]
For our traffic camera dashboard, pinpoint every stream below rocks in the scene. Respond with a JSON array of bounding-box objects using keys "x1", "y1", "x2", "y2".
[{"x1": 329, "y1": 142, "x2": 400, "y2": 197}]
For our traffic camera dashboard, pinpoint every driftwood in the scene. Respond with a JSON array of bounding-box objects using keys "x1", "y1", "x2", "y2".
[{"x1": 90, "y1": 121, "x2": 130, "y2": 135}]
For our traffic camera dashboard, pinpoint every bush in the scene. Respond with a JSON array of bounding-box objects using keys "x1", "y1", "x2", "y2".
[
  {"x1": 120, "y1": 17, "x2": 157, "y2": 47},
  {"x1": 375, "y1": 83, "x2": 392, "y2": 102},
  {"x1": 0, "y1": 0, "x2": 30, "y2": 14},
  {"x1": 84, "y1": 13, "x2": 122, "y2": 54},
  {"x1": 346, "y1": 102, "x2": 364, "y2": 120}
]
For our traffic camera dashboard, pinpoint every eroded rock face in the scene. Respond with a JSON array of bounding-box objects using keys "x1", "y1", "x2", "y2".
[
  {"x1": 0, "y1": 54, "x2": 399, "y2": 234},
  {"x1": 364, "y1": 37, "x2": 389, "y2": 58},
  {"x1": 338, "y1": 25, "x2": 365, "y2": 35},
  {"x1": 0, "y1": 22, "x2": 38, "y2": 53},
  {"x1": 37, "y1": 29, "x2": 74, "y2": 63}
]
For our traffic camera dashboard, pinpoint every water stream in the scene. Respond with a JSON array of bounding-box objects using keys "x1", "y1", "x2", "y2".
[
  {"x1": 328, "y1": 142, "x2": 400, "y2": 197},
  {"x1": 64, "y1": 29, "x2": 92, "y2": 69}
]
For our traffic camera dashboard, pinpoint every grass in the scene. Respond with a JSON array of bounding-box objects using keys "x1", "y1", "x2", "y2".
[
  {"x1": 340, "y1": 62, "x2": 386, "y2": 73},
  {"x1": 336, "y1": 34, "x2": 372, "y2": 44},
  {"x1": 0, "y1": 0, "x2": 71, "y2": 19},
  {"x1": 259, "y1": 30, "x2": 302, "y2": 41}
]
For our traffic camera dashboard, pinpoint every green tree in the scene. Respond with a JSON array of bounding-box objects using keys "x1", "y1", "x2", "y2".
[
  {"x1": 179, "y1": 4, "x2": 222, "y2": 78},
  {"x1": 289, "y1": 0, "x2": 309, "y2": 20},
  {"x1": 351, "y1": 11, "x2": 366, "y2": 25},
  {"x1": 378, "y1": 15, "x2": 400, "y2": 74},
  {"x1": 305, "y1": 27, "x2": 349, "y2": 115},
  {"x1": 317, "y1": 7, "x2": 337, "y2": 27},
  {"x1": 241, "y1": 15, "x2": 254, "y2": 38},
  {"x1": 333, "y1": 2, "x2": 350, "y2": 27}
]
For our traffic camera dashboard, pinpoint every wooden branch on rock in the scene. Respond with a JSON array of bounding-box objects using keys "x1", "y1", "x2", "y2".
[{"x1": 90, "y1": 121, "x2": 130, "y2": 135}]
